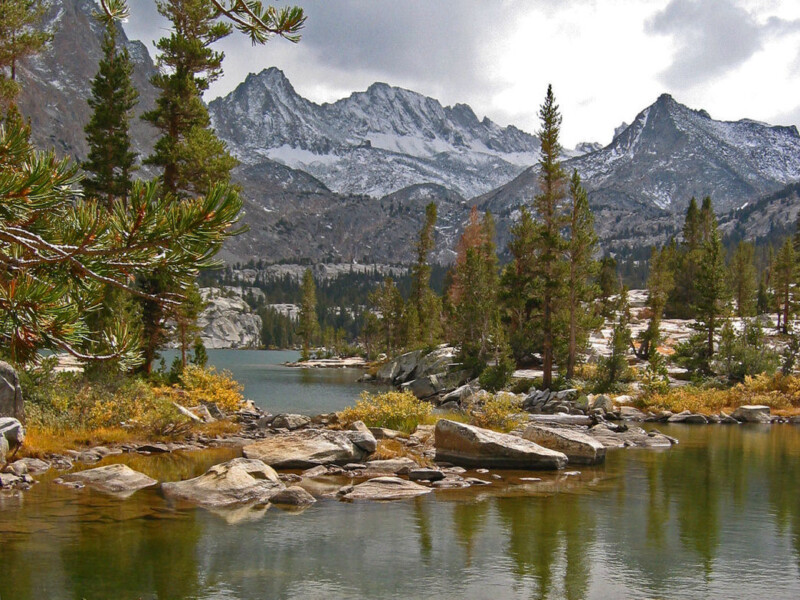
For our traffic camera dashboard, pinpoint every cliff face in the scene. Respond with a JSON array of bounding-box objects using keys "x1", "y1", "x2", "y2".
[{"x1": 198, "y1": 289, "x2": 262, "y2": 349}]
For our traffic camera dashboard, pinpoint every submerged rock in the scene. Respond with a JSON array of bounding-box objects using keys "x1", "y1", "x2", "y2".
[
  {"x1": 270, "y1": 486, "x2": 317, "y2": 507},
  {"x1": 522, "y1": 425, "x2": 606, "y2": 465},
  {"x1": 243, "y1": 429, "x2": 370, "y2": 468},
  {"x1": 434, "y1": 419, "x2": 567, "y2": 470},
  {"x1": 161, "y1": 457, "x2": 284, "y2": 507},
  {"x1": 341, "y1": 476, "x2": 432, "y2": 501},
  {"x1": 58, "y1": 464, "x2": 158, "y2": 496},
  {"x1": 587, "y1": 424, "x2": 674, "y2": 448}
]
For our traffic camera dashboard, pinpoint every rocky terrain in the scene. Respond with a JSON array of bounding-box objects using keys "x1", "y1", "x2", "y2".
[{"x1": 195, "y1": 288, "x2": 262, "y2": 349}]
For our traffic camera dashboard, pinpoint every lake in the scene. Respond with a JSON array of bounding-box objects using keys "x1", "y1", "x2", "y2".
[
  {"x1": 2, "y1": 352, "x2": 800, "y2": 599},
  {"x1": 160, "y1": 349, "x2": 386, "y2": 415}
]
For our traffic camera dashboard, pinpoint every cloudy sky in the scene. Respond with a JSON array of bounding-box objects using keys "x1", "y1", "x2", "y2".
[{"x1": 125, "y1": 0, "x2": 800, "y2": 147}]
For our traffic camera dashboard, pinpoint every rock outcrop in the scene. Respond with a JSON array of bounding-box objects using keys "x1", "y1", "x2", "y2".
[
  {"x1": 732, "y1": 405, "x2": 771, "y2": 423},
  {"x1": 196, "y1": 288, "x2": 262, "y2": 349},
  {"x1": 0, "y1": 418, "x2": 24, "y2": 465},
  {"x1": 0, "y1": 361, "x2": 24, "y2": 421},
  {"x1": 522, "y1": 425, "x2": 606, "y2": 465},
  {"x1": 161, "y1": 458, "x2": 284, "y2": 507},
  {"x1": 434, "y1": 419, "x2": 568, "y2": 470},
  {"x1": 243, "y1": 429, "x2": 372, "y2": 468}
]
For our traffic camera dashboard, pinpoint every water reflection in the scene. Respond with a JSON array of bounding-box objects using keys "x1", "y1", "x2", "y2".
[{"x1": 2, "y1": 426, "x2": 800, "y2": 599}]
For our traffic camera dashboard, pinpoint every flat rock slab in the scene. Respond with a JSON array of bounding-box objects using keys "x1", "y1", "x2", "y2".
[
  {"x1": 341, "y1": 476, "x2": 432, "y2": 501},
  {"x1": 58, "y1": 464, "x2": 158, "y2": 496},
  {"x1": 527, "y1": 414, "x2": 593, "y2": 426},
  {"x1": 363, "y1": 457, "x2": 419, "y2": 474},
  {"x1": 434, "y1": 419, "x2": 567, "y2": 470},
  {"x1": 5, "y1": 457, "x2": 50, "y2": 475},
  {"x1": 587, "y1": 424, "x2": 673, "y2": 449},
  {"x1": 162, "y1": 458, "x2": 284, "y2": 508},
  {"x1": 522, "y1": 425, "x2": 606, "y2": 465},
  {"x1": 732, "y1": 405, "x2": 771, "y2": 423},
  {"x1": 243, "y1": 429, "x2": 370, "y2": 468}
]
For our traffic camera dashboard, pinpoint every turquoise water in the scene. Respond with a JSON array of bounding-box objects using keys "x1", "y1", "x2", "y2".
[{"x1": 160, "y1": 349, "x2": 386, "y2": 415}]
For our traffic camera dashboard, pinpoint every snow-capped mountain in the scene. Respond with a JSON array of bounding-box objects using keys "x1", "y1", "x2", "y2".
[
  {"x1": 18, "y1": 0, "x2": 158, "y2": 160},
  {"x1": 16, "y1": 1, "x2": 800, "y2": 266},
  {"x1": 209, "y1": 68, "x2": 552, "y2": 198},
  {"x1": 571, "y1": 93, "x2": 800, "y2": 213}
]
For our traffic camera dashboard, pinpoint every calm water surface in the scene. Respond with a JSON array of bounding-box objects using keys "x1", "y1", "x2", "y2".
[
  {"x1": 161, "y1": 349, "x2": 385, "y2": 414},
  {"x1": 2, "y1": 353, "x2": 800, "y2": 599}
]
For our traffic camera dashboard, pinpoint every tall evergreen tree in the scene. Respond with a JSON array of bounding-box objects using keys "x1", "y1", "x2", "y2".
[
  {"x1": 729, "y1": 241, "x2": 757, "y2": 318},
  {"x1": 597, "y1": 255, "x2": 619, "y2": 318},
  {"x1": 773, "y1": 237, "x2": 796, "y2": 334},
  {"x1": 448, "y1": 207, "x2": 500, "y2": 375},
  {"x1": 500, "y1": 206, "x2": 539, "y2": 362},
  {"x1": 0, "y1": 0, "x2": 51, "y2": 107},
  {"x1": 138, "y1": 0, "x2": 240, "y2": 371},
  {"x1": 667, "y1": 197, "x2": 704, "y2": 318},
  {"x1": 638, "y1": 245, "x2": 674, "y2": 359},
  {"x1": 410, "y1": 201, "x2": 442, "y2": 347},
  {"x1": 82, "y1": 18, "x2": 138, "y2": 206},
  {"x1": 532, "y1": 84, "x2": 568, "y2": 388},
  {"x1": 143, "y1": 0, "x2": 237, "y2": 197},
  {"x1": 693, "y1": 212, "x2": 730, "y2": 359},
  {"x1": 298, "y1": 268, "x2": 318, "y2": 360},
  {"x1": 369, "y1": 277, "x2": 404, "y2": 355},
  {"x1": 560, "y1": 169, "x2": 599, "y2": 380}
]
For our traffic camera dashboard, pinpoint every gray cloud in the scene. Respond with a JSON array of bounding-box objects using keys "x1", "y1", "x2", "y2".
[{"x1": 646, "y1": 0, "x2": 765, "y2": 89}]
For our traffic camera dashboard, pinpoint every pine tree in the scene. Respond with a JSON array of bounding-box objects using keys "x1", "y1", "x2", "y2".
[
  {"x1": 532, "y1": 84, "x2": 568, "y2": 388},
  {"x1": 638, "y1": 245, "x2": 674, "y2": 359},
  {"x1": 82, "y1": 18, "x2": 138, "y2": 206},
  {"x1": 298, "y1": 268, "x2": 318, "y2": 360},
  {"x1": 448, "y1": 207, "x2": 500, "y2": 375},
  {"x1": 369, "y1": 277, "x2": 404, "y2": 355},
  {"x1": 729, "y1": 241, "x2": 757, "y2": 318},
  {"x1": 693, "y1": 213, "x2": 730, "y2": 360},
  {"x1": 500, "y1": 206, "x2": 539, "y2": 362},
  {"x1": 143, "y1": 0, "x2": 237, "y2": 197},
  {"x1": 410, "y1": 201, "x2": 441, "y2": 347},
  {"x1": 0, "y1": 0, "x2": 51, "y2": 107},
  {"x1": 667, "y1": 197, "x2": 704, "y2": 318},
  {"x1": 137, "y1": 0, "x2": 240, "y2": 372},
  {"x1": 560, "y1": 169, "x2": 599, "y2": 380},
  {"x1": 597, "y1": 255, "x2": 619, "y2": 318},
  {"x1": 596, "y1": 287, "x2": 633, "y2": 391},
  {"x1": 773, "y1": 237, "x2": 796, "y2": 334}
]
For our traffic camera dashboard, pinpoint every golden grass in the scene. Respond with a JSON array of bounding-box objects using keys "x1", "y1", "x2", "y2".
[
  {"x1": 470, "y1": 392, "x2": 524, "y2": 432},
  {"x1": 20, "y1": 426, "x2": 146, "y2": 459},
  {"x1": 371, "y1": 439, "x2": 431, "y2": 466},
  {"x1": 636, "y1": 373, "x2": 800, "y2": 416},
  {"x1": 339, "y1": 390, "x2": 433, "y2": 433}
]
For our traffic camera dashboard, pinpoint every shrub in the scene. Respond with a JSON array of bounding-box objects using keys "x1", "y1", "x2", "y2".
[
  {"x1": 479, "y1": 351, "x2": 516, "y2": 392},
  {"x1": 177, "y1": 365, "x2": 244, "y2": 413},
  {"x1": 338, "y1": 390, "x2": 432, "y2": 433},
  {"x1": 636, "y1": 373, "x2": 800, "y2": 415},
  {"x1": 470, "y1": 392, "x2": 523, "y2": 432},
  {"x1": 713, "y1": 320, "x2": 779, "y2": 382}
]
